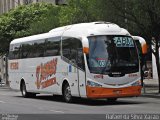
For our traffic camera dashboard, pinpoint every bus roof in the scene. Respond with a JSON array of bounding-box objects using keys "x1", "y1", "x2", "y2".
[
  {"x1": 10, "y1": 32, "x2": 59, "y2": 44},
  {"x1": 11, "y1": 22, "x2": 130, "y2": 45},
  {"x1": 50, "y1": 22, "x2": 130, "y2": 37}
]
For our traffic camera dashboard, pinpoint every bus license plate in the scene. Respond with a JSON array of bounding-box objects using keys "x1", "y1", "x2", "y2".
[{"x1": 113, "y1": 90, "x2": 122, "y2": 95}]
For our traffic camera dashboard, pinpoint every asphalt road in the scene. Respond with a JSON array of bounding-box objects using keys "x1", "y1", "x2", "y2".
[{"x1": 0, "y1": 88, "x2": 160, "y2": 120}]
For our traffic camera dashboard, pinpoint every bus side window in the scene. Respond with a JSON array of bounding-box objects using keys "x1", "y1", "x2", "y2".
[
  {"x1": 62, "y1": 38, "x2": 76, "y2": 64},
  {"x1": 9, "y1": 45, "x2": 21, "y2": 59},
  {"x1": 44, "y1": 37, "x2": 60, "y2": 57},
  {"x1": 76, "y1": 40, "x2": 85, "y2": 71},
  {"x1": 62, "y1": 38, "x2": 72, "y2": 61},
  {"x1": 62, "y1": 38, "x2": 85, "y2": 70},
  {"x1": 20, "y1": 40, "x2": 45, "y2": 59},
  {"x1": 33, "y1": 41, "x2": 45, "y2": 57},
  {"x1": 21, "y1": 44, "x2": 31, "y2": 58}
]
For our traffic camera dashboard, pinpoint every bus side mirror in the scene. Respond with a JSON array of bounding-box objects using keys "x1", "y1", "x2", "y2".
[{"x1": 83, "y1": 47, "x2": 89, "y2": 54}]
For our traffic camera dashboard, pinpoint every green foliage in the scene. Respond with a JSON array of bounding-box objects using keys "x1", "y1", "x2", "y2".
[
  {"x1": 29, "y1": 5, "x2": 61, "y2": 35},
  {"x1": 0, "y1": 3, "x2": 59, "y2": 54},
  {"x1": 59, "y1": 0, "x2": 100, "y2": 25},
  {"x1": 109, "y1": 0, "x2": 160, "y2": 41}
]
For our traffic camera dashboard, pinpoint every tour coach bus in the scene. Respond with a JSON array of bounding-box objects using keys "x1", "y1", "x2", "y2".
[{"x1": 8, "y1": 22, "x2": 142, "y2": 102}]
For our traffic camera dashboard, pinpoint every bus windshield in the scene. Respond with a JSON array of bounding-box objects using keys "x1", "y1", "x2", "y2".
[{"x1": 87, "y1": 35, "x2": 139, "y2": 74}]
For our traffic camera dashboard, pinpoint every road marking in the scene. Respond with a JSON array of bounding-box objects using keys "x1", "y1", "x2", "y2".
[
  {"x1": 0, "y1": 101, "x2": 6, "y2": 103},
  {"x1": 50, "y1": 110, "x2": 64, "y2": 113}
]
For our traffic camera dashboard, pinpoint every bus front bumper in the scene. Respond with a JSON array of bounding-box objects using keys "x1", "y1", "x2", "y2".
[{"x1": 86, "y1": 86, "x2": 142, "y2": 99}]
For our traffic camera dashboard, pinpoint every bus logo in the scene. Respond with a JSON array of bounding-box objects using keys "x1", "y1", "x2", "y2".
[
  {"x1": 36, "y1": 58, "x2": 58, "y2": 89},
  {"x1": 10, "y1": 62, "x2": 19, "y2": 70}
]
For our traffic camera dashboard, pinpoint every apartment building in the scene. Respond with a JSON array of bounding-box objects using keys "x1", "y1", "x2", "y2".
[
  {"x1": 0, "y1": 0, "x2": 14, "y2": 14},
  {"x1": 0, "y1": 0, "x2": 66, "y2": 14}
]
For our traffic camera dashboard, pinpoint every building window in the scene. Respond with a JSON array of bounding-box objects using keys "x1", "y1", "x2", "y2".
[{"x1": 23, "y1": 0, "x2": 33, "y2": 5}]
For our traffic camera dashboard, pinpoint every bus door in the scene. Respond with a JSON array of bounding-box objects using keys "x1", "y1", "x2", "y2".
[
  {"x1": 62, "y1": 38, "x2": 79, "y2": 96},
  {"x1": 77, "y1": 48, "x2": 86, "y2": 97},
  {"x1": 62, "y1": 37, "x2": 86, "y2": 97}
]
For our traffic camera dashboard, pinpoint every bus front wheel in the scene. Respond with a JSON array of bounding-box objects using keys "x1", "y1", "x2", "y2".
[{"x1": 63, "y1": 83, "x2": 72, "y2": 103}]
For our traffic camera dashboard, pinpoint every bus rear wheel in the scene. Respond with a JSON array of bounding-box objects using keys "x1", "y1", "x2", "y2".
[
  {"x1": 63, "y1": 83, "x2": 72, "y2": 103},
  {"x1": 21, "y1": 82, "x2": 36, "y2": 98}
]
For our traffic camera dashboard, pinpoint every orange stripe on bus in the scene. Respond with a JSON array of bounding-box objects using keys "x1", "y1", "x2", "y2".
[
  {"x1": 83, "y1": 47, "x2": 89, "y2": 54},
  {"x1": 86, "y1": 86, "x2": 142, "y2": 98}
]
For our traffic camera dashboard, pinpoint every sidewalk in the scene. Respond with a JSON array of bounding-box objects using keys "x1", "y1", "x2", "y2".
[
  {"x1": 143, "y1": 78, "x2": 158, "y2": 87},
  {"x1": 141, "y1": 78, "x2": 160, "y2": 98}
]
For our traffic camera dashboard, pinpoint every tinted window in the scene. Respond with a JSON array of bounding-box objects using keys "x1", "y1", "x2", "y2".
[
  {"x1": 9, "y1": 37, "x2": 61, "y2": 60},
  {"x1": 62, "y1": 38, "x2": 85, "y2": 70},
  {"x1": 87, "y1": 35, "x2": 139, "y2": 74},
  {"x1": 44, "y1": 37, "x2": 60, "y2": 57},
  {"x1": 9, "y1": 44, "x2": 21, "y2": 59},
  {"x1": 21, "y1": 40, "x2": 45, "y2": 58}
]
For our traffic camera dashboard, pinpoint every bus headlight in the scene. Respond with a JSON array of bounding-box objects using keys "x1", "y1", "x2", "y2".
[
  {"x1": 87, "y1": 81, "x2": 102, "y2": 87},
  {"x1": 131, "y1": 80, "x2": 141, "y2": 86}
]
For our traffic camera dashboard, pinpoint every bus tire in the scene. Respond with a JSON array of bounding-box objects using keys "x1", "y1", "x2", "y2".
[
  {"x1": 107, "y1": 98, "x2": 117, "y2": 103},
  {"x1": 63, "y1": 83, "x2": 72, "y2": 103},
  {"x1": 21, "y1": 81, "x2": 36, "y2": 98}
]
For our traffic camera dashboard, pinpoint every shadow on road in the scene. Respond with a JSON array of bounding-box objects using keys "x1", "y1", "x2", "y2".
[{"x1": 15, "y1": 94, "x2": 146, "y2": 106}]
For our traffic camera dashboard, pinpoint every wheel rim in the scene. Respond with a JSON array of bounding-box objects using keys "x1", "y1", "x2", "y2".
[{"x1": 64, "y1": 85, "x2": 71, "y2": 101}]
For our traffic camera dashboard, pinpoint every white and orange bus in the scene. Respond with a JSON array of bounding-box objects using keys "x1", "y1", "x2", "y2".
[{"x1": 8, "y1": 22, "x2": 142, "y2": 102}]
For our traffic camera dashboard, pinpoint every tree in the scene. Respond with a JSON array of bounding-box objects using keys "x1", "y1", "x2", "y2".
[
  {"x1": 59, "y1": 0, "x2": 101, "y2": 25},
  {"x1": 29, "y1": 5, "x2": 61, "y2": 35},
  {"x1": 0, "y1": 3, "x2": 59, "y2": 55}
]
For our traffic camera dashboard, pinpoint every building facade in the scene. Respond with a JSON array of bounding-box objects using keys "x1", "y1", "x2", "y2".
[{"x1": 0, "y1": 0, "x2": 14, "y2": 14}]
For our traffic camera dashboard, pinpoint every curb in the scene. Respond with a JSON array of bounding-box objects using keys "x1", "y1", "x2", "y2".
[
  {"x1": 141, "y1": 94, "x2": 160, "y2": 98},
  {"x1": 143, "y1": 84, "x2": 159, "y2": 88},
  {"x1": 0, "y1": 85, "x2": 10, "y2": 89}
]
